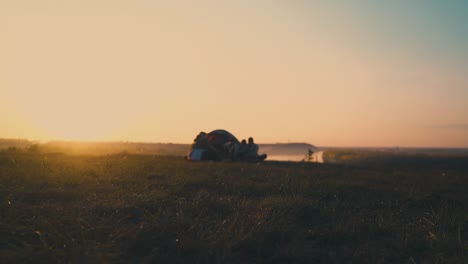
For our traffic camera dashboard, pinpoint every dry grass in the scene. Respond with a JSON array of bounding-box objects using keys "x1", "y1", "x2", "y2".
[{"x1": 0, "y1": 151, "x2": 467, "y2": 263}]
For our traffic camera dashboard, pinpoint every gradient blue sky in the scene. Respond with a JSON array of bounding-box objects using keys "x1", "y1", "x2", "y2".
[{"x1": 1, "y1": 1, "x2": 467, "y2": 147}]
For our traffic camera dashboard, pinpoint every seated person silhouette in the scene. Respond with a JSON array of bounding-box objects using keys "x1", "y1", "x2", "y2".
[{"x1": 246, "y1": 137, "x2": 267, "y2": 162}]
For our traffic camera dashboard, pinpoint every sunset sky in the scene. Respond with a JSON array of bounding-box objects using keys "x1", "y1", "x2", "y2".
[{"x1": 1, "y1": 1, "x2": 467, "y2": 147}]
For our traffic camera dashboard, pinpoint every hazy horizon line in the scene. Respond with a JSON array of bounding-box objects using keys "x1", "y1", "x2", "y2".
[{"x1": 1, "y1": 137, "x2": 467, "y2": 149}]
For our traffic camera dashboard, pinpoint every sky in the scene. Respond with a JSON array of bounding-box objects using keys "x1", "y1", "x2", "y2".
[{"x1": 1, "y1": 0, "x2": 467, "y2": 147}]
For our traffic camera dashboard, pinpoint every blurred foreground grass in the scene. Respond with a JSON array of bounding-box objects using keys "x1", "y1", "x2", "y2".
[{"x1": 0, "y1": 151, "x2": 467, "y2": 263}]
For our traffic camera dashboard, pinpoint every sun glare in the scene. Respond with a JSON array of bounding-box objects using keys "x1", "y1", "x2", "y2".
[
  {"x1": 10, "y1": 93, "x2": 136, "y2": 141},
  {"x1": 30, "y1": 115, "x2": 123, "y2": 141},
  {"x1": 1, "y1": 1, "x2": 467, "y2": 147}
]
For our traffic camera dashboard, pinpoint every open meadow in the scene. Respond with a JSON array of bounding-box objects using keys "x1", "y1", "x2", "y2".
[
  {"x1": 1, "y1": 149, "x2": 467, "y2": 263},
  {"x1": 3, "y1": 1, "x2": 467, "y2": 263}
]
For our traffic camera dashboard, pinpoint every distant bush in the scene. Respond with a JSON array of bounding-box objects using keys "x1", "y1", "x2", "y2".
[
  {"x1": 25, "y1": 144, "x2": 41, "y2": 153},
  {"x1": 7, "y1": 147, "x2": 17, "y2": 152},
  {"x1": 302, "y1": 148, "x2": 314, "y2": 162}
]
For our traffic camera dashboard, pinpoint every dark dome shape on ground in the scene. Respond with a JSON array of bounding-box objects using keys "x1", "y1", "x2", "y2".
[
  {"x1": 186, "y1": 129, "x2": 266, "y2": 162},
  {"x1": 206, "y1": 129, "x2": 240, "y2": 151}
]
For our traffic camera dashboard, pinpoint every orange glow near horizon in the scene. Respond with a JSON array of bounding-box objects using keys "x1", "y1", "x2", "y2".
[{"x1": 1, "y1": 1, "x2": 467, "y2": 147}]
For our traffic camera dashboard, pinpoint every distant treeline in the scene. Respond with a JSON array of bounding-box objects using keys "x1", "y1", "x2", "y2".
[
  {"x1": 0, "y1": 139, "x2": 31, "y2": 150},
  {"x1": 323, "y1": 149, "x2": 468, "y2": 169},
  {"x1": 0, "y1": 138, "x2": 318, "y2": 157},
  {"x1": 0, "y1": 139, "x2": 188, "y2": 156}
]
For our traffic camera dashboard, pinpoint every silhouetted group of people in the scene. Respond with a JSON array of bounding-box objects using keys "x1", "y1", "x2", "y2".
[
  {"x1": 188, "y1": 130, "x2": 267, "y2": 162},
  {"x1": 236, "y1": 137, "x2": 266, "y2": 162}
]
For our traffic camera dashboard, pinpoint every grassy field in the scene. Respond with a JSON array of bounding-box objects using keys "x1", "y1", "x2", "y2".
[{"x1": 0, "y1": 150, "x2": 467, "y2": 263}]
